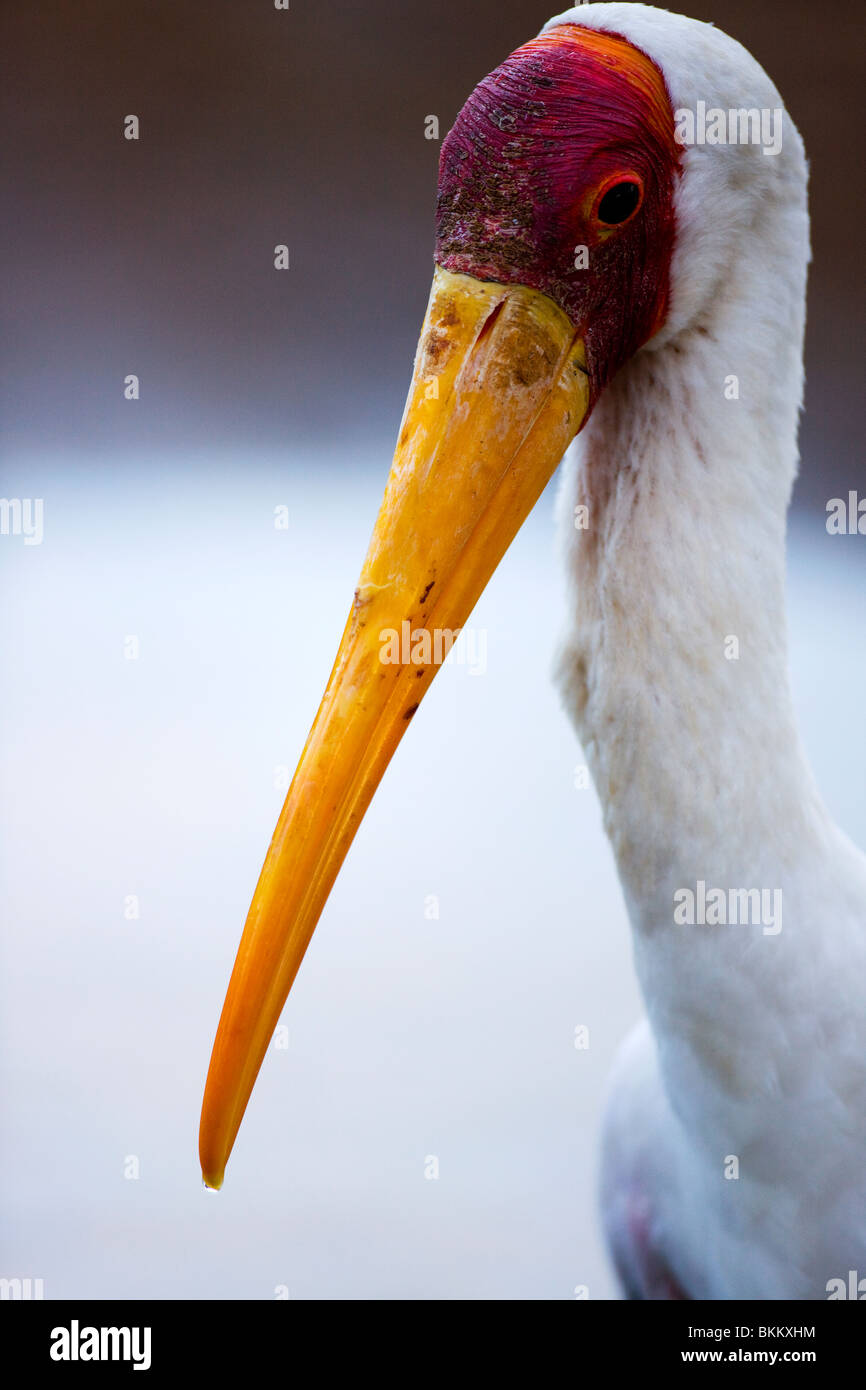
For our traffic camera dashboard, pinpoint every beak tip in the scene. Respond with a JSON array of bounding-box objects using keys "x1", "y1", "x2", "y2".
[{"x1": 200, "y1": 1127, "x2": 226, "y2": 1189}]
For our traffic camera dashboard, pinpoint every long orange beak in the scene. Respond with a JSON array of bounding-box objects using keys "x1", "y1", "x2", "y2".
[{"x1": 199, "y1": 266, "x2": 590, "y2": 1188}]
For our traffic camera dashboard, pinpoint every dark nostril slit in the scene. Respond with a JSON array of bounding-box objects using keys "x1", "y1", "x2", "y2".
[{"x1": 472, "y1": 299, "x2": 505, "y2": 349}]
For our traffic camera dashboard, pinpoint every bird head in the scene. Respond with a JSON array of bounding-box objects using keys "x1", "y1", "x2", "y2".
[
  {"x1": 199, "y1": 5, "x2": 806, "y2": 1189},
  {"x1": 435, "y1": 21, "x2": 679, "y2": 401}
]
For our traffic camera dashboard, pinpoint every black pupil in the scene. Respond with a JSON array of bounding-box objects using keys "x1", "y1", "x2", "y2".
[{"x1": 597, "y1": 181, "x2": 641, "y2": 225}]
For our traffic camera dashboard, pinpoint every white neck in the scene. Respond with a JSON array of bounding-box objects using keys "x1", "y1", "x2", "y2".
[
  {"x1": 554, "y1": 193, "x2": 845, "y2": 1107},
  {"x1": 559, "y1": 231, "x2": 823, "y2": 907}
]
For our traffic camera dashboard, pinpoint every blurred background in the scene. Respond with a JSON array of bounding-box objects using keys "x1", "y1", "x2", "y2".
[{"x1": 1, "y1": 1, "x2": 864, "y2": 1300}]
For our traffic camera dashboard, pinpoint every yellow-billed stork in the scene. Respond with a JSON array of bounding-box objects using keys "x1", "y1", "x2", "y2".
[{"x1": 198, "y1": 4, "x2": 866, "y2": 1299}]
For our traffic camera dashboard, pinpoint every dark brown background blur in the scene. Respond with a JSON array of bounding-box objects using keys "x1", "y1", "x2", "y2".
[{"x1": 2, "y1": 0, "x2": 863, "y2": 509}]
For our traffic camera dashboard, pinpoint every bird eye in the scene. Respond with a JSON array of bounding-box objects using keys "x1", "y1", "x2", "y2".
[{"x1": 595, "y1": 179, "x2": 643, "y2": 227}]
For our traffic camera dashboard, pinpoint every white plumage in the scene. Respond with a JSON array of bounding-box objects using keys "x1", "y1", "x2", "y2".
[{"x1": 550, "y1": 4, "x2": 866, "y2": 1299}]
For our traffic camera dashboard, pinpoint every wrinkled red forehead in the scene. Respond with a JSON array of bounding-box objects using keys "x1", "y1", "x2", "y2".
[
  {"x1": 441, "y1": 21, "x2": 674, "y2": 164},
  {"x1": 435, "y1": 23, "x2": 680, "y2": 378}
]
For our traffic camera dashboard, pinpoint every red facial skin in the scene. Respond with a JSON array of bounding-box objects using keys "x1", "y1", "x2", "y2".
[{"x1": 435, "y1": 24, "x2": 681, "y2": 403}]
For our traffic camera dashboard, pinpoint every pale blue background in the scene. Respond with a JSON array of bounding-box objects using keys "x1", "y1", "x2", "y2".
[{"x1": 1, "y1": 452, "x2": 863, "y2": 1298}]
